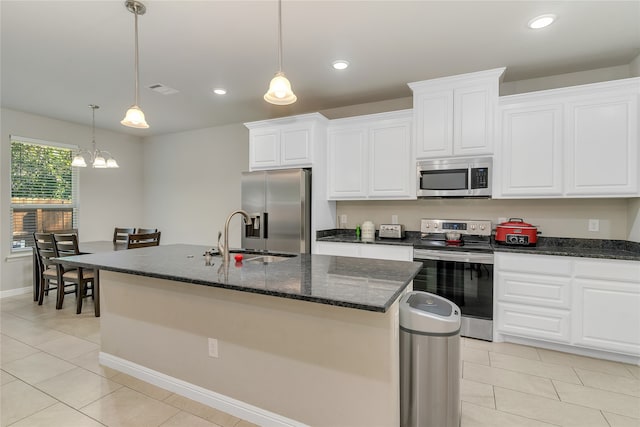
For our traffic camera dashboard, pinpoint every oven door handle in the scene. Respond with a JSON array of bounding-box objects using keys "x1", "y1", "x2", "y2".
[{"x1": 413, "y1": 249, "x2": 494, "y2": 264}]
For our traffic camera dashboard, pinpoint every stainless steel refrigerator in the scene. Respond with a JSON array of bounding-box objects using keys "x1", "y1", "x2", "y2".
[{"x1": 241, "y1": 168, "x2": 311, "y2": 253}]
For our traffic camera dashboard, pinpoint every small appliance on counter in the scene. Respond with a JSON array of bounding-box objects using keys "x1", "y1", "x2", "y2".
[
  {"x1": 379, "y1": 224, "x2": 406, "y2": 239},
  {"x1": 494, "y1": 218, "x2": 540, "y2": 246},
  {"x1": 361, "y1": 221, "x2": 375, "y2": 242}
]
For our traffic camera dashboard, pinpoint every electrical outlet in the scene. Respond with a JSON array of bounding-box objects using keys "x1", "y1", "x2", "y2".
[
  {"x1": 588, "y1": 219, "x2": 600, "y2": 232},
  {"x1": 208, "y1": 338, "x2": 219, "y2": 358},
  {"x1": 391, "y1": 215, "x2": 398, "y2": 224},
  {"x1": 340, "y1": 214, "x2": 347, "y2": 228}
]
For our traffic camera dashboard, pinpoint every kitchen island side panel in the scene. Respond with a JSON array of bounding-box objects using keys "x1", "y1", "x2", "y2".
[{"x1": 100, "y1": 271, "x2": 401, "y2": 427}]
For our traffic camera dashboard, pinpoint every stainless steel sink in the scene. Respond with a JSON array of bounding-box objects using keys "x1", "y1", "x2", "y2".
[{"x1": 245, "y1": 255, "x2": 290, "y2": 264}]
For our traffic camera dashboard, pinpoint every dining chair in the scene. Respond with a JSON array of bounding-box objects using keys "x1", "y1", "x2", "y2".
[
  {"x1": 135, "y1": 227, "x2": 158, "y2": 234},
  {"x1": 33, "y1": 233, "x2": 76, "y2": 308},
  {"x1": 126, "y1": 231, "x2": 161, "y2": 249},
  {"x1": 113, "y1": 227, "x2": 135, "y2": 244},
  {"x1": 53, "y1": 233, "x2": 98, "y2": 316}
]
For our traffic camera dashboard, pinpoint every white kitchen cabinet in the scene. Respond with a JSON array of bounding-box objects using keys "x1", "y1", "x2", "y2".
[
  {"x1": 495, "y1": 77, "x2": 640, "y2": 198},
  {"x1": 495, "y1": 252, "x2": 640, "y2": 358},
  {"x1": 409, "y1": 68, "x2": 505, "y2": 159},
  {"x1": 315, "y1": 241, "x2": 413, "y2": 261},
  {"x1": 572, "y1": 258, "x2": 640, "y2": 356},
  {"x1": 327, "y1": 110, "x2": 414, "y2": 200},
  {"x1": 495, "y1": 253, "x2": 572, "y2": 344},
  {"x1": 565, "y1": 90, "x2": 638, "y2": 196},
  {"x1": 326, "y1": 127, "x2": 368, "y2": 199},
  {"x1": 497, "y1": 102, "x2": 564, "y2": 197},
  {"x1": 245, "y1": 113, "x2": 328, "y2": 171}
]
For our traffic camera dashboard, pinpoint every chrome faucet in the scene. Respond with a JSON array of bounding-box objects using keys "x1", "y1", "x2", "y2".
[{"x1": 220, "y1": 209, "x2": 252, "y2": 264}]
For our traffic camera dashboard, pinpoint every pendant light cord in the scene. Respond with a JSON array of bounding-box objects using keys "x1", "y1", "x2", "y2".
[
  {"x1": 277, "y1": 0, "x2": 283, "y2": 73},
  {"x1": 134, "y1": 4, "x2": 140, "y2": 106},
  {"x1": 90, "y1": 105, "x2": 97, "y2": 151}
]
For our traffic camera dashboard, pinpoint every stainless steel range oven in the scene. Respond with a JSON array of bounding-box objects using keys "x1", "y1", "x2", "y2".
[{"x1": 412, "y1": 219, "x2": 494, "y2": 341}]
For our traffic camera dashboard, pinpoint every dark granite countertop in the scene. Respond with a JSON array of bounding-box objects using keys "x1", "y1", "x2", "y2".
[
  {"x1": 493, "y1": 237, "x2": 640, "y2": 261},
  {"x1": 317, "y1": 230, "x2": 640, "y2": 261},
  {"x1": 56, "y1": 244, "x2": 421, "y2": 313}
]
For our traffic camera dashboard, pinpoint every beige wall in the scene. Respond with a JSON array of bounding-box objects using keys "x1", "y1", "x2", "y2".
[
  {"x1": 0, "y1": 108, "x2": 144, "y2": 293},
  {"x1": 141, "y1": 124, "x2": 249, "y2": 248},
  {"x1": 101, "y1": 271, "x2": 400, "y2": 427},
  {"x1": 336, "y1": 198, "x2": 633, "y2": 240},
  {"x1": 628, "y1": 198, "x2": 640, "y2": 242}
]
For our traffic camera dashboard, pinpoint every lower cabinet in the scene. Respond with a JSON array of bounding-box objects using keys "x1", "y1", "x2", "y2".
[
  {"x1": 315, "y1": 241, "x2": 413, "y2": 261},
  {"x1": 495, "y1": 252, "x2": 640, "y2": 357},
  {"x1": 572, "y1": 258, "x2": 640, "y2": 355}
]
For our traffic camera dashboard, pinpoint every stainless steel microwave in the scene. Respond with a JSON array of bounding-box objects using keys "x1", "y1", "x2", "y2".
[{"x1": 417, "y1": 157, "x2": 492, "y2": 198}]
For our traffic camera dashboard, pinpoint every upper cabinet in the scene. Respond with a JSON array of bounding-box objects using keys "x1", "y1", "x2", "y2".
[
  {"x1": 327, "y1": 110, "x2": 415, "y2": 200},
  {"x1": 495, "y1": 78, "x2": 639, "y2": 198},
  {"x1": 409, "y1": 68, "x2": 505, "y2": 159},
  {"x1": 245, "y1": 113, "x2": 328, "y2": 171}
]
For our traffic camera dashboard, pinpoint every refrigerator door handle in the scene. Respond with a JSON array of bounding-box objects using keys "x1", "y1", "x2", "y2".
[{"x1": 262, "y1": 212, "x2": 268, "y2": 239}]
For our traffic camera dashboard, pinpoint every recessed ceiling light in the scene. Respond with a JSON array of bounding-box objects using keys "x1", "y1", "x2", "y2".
[
  {"x1": 528, "y1": 14, "x2": 556, "y2": 29},
  {"x1": 332, "y1": 60, "x2": 350, "y2": 70},
  {"x1": 213, "y1": 88, "x2": 227, "y2": 95}
]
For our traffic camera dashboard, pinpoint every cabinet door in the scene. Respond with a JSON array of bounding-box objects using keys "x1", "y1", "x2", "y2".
[
  {"x1": 496, "y1": 302, "x2": 571, "y2": 343},
  {"x1": 565, "y1": 93, "x2": 638, "y2": 196},
  {"x1": 499, "y1": 104, "x2": 564, "y2": 196},
  {"x1": 454, "y1": 85, "x2": 493, "y2": 156},
  {"x1": 573, "y1": 278, "x2": 640, "y2": 355},
  {"x1": 414, "y1": 90, "x2": 453, "y2": 158},
  {"x1": 327, "y1": 127, "x2": 368, "y2": 199},
  {"x1": 281, "y1": 126, "x2": 312, "y2": 167},
  {"x1": 369, "y1": 119, "x2": 414, "y2": 198},
  {"x1": 250, "y1": 129, "x2": 279, "y2": 170}
]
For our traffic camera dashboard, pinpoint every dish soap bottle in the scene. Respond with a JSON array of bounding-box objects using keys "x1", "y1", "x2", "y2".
[{"x1": 355, "y1": 225, "x2": 361, "y2": 240}]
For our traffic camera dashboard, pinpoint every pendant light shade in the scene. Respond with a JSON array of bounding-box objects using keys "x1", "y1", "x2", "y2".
[
  {"x1": 264, "y1": 0, "x2": 296, "y2": 105},
  {"x1": 264, "y1": 72, "x2": 297, "y2": 105},
  {"x1": 121, "y1": 105, "x2": 148, "y2": 128},
  {"x1": 121, "y1": 0, "x2": 149, "y2": 129},
  {"x1": 73, "y1": 105, "x2": 119, "y2": 169}
]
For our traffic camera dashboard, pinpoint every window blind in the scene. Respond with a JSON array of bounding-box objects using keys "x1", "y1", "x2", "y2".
[{"x1": 10, "y1": 136, "x2": 79, "y2": 252}]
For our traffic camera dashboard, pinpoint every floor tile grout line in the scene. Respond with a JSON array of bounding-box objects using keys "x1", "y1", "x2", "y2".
[
  {"x1": 601, "y1": 410, "x2": 614, "y2": 427},
  {"x1": 467, "y1": 358, "x2": 578, "y2": 387},
  {"x1": 487, "y1": 350, "x2": 639, "y2": 385},
  {"x1": 3, "y1": 377, "x2": 66, "y2": 427},
  {"x1": 551, "y1": 378, "x2": 640, "y2": 419},
  {"x1": 465, "y1": 398, "x2": 564, "y2": 427}
]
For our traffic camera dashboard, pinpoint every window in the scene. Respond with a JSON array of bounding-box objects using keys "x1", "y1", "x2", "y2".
[{"x1": 10, "y1": 136, "x2": 79, "y2": 252}]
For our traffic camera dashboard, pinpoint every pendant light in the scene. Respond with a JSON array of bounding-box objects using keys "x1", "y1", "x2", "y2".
[
  {"x1": 72, "y1": 105, "x2": 119, "y2": 168},
  {"x1": 121, "y1": 0, "x2": 149, "y2": 128},
  {"x1": 264, "y1": 0, "x2": 297, "y2": 105}
]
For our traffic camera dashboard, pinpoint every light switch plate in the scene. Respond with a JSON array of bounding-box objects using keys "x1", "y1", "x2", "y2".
[{"x1": 588, "y1": 219, "x2": 599, "y2": 232}]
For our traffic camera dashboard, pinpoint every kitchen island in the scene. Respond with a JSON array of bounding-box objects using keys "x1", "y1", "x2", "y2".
[{"x1": 59, "y1": 244, "x2": 421, "y2": 427}]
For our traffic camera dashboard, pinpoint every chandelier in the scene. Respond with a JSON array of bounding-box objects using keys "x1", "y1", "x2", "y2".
[{"x1": 72, "y1": 105, "x2": 119, "y2": 168}]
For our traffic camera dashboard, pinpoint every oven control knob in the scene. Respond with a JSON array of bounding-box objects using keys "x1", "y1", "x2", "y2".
[
  {"x1": 480, "y1": 225, "x2": 486, "y2": 230},
  {"x1": 470, "y1": 224, "x2": 476, "y2": 230}
]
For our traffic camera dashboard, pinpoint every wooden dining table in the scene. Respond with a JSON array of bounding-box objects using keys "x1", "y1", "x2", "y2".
[{"x1": 32, "y1": 240, "x2": 126, "y2": 316}]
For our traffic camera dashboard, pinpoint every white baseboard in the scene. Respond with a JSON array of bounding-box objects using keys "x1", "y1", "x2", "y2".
[
  {"x1": 99, "y1": 352, "x2": 309, "y2": 427},
  {"x1": 0, "y1": 286, "x2": 31, "y2": 299}
]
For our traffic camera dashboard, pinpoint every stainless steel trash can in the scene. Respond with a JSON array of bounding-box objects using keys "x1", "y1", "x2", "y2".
[{"x1": 400, "y1": 291, "x2": 461, "y2": 427}]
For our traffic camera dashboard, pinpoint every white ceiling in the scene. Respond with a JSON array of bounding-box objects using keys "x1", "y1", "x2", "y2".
[{"x1": 2, "y1": 1, "x2": 639, "y2": 136}]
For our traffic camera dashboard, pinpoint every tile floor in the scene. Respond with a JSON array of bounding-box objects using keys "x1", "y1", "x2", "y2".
[{"x1": 2, "y1": 292, "x2": 639, "y2": 427}]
